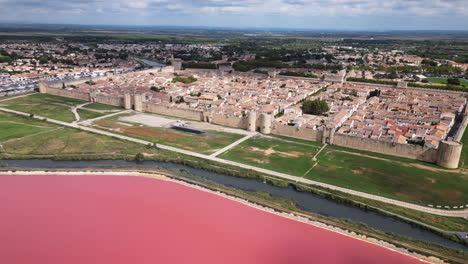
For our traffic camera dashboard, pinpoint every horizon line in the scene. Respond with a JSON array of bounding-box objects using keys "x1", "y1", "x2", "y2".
[{"x1": 1, "y1": 22, "x2": 468, "y2": 33}]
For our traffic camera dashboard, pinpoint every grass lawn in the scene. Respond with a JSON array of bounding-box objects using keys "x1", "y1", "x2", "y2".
[
  {"x1": 425, "y1": 77, "x2": 468, "y2": 86},
  {"x1": 77, "y1": 108, "x2": 110, "y2": 121},
  {"x1": 82, "y1": 103, "x2": 123, "y2": 111},
  {"x1": 0, "y1": 111, "x2": 57, "y2": 142},
  {"x1": 0, "y1": 93, "x2": 86, "y2": 122},
  {"x1": 307, "y1": 148, "x2": 468, "y2": 206},
  {"x1": 219, "y1": 135, "x2": 322, "y2": 176},
  {"x1": 268, "y1": 134, "x2": 324, "y2": 147},
  {"x1": 2, "y1": 127, "x2": 151, "y2": 156},
  {"x1": 92, "y1": 115, "x2": 245, "y2": 154},
  {"x1": 459, "y1": 127, "x2": 468, "y2": 169}
]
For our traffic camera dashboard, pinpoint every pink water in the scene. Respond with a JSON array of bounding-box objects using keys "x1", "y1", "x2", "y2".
[{"x1": 0, "y1": 175, "x2": 424, "y2": 264}]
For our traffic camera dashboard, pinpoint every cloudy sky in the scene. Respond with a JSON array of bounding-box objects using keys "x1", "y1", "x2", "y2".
[{"x1": 1, "y1": 0, "x2": 467, "y2": 30}]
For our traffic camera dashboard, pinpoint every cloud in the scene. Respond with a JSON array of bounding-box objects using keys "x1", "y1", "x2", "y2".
[
  {"x1": 0, "y1": 0, "x2": 466, "y2": 29},
  {"x1": 127, "y1": 1, "x2": 148, "y2": 9},
  {"x1": 2, "y1": 0, "x2": 466, "y2": 16}
]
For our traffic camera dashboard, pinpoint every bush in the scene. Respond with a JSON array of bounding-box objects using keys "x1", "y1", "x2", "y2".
[
  {"x1": 447, "y1": 77, "x2": 461, "y2": 86},
  {"x1": 150, "y1": 86, "x2": 165, "y2": 92},
  {"x1": 279, "y1": 71, "x2": 318, "y2": 78},
  {"x1": 172, "y1": 76, "x2": 197, "y2": 84},
  {"x1": 134, "y1": 153, "x2": 145, "y2": 162},
  {"x1": 346, "y1": 77, "x2": 397, "y2": 86}
]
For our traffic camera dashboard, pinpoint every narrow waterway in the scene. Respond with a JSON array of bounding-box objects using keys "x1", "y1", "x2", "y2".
[
  {"x1": 131, "y1": 57, "x2": 165, "y2": 68},
  {"x1": 1, "y1": 159, "x2": 466, "y2": 251}
]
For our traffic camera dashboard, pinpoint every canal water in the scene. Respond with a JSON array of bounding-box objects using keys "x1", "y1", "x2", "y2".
[
  {"x1": 1, "y1": 159, "x2": 466, "y2": 251},
  {"x1": 131, "y1": 57, "x2": 165, "y2": 68}
]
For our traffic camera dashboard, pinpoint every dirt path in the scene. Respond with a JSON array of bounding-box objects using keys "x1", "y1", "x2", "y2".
[
  {"x1": 78, "y1": 109, "x2": 133, "y2": 125},
  {"x1": 210, "y1": 132, "x2": 258, "y2": 157},
  {"x1": 71, "y1": 102, "x2": 93, "y2": 123}
]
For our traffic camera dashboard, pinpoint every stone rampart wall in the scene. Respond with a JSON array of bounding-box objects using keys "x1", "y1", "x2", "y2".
[
  {"x1": 333, "y1": 134, "x2": 439, "y2": 163},
  {"x1": 47, "y1": 87, "x2": 90, "y2": 101},
  {"x1": 94, "y1": 95, "x2": 123, "y2": 107},
  {"x1": 271, "y1": 122, "x2": 323, "y2": 142},
  {"x1": 143, "y1": 103, "x2": 204, "y2": 121},
  {"x1": 211, "y1": 113, "x2": 248, "y2": 129}
]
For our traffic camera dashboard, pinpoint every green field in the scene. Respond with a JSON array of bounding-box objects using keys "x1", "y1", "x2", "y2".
[
  {"x1": 76, "y1": 108, "x2": 109, "y2": 121},
  {"x1": 0, "y1": 94, "x2": 123, "y2": 123},
  {"x1": 425, "y1": 77, "x2": 468, "y2": 86},
  {"x1": 92, "y1": 114, "x2": 245, "y2": 154},
  {"x1": 77, "y1": 103, "x2": 124, "y2": 121},
  {"x1": 219, "y1": 136, "x2": 322, "y2": 176},
  {"x1": 220, "y1": 134, "x2": 468, "y2": 206},
  {"x1": 2, "y1": 127, "x2": 152, "y2": 156},
  {"x1": 0, "y1": 111, "x2": 57, "y2": 142},
  {"x1": 0, "y1": 93, "x2": 86, "y2": 122},
  {"x1": 82, "y1": 103, "x2": 122, "y2": 111},
  {"x1": 309, "y1": 147, "x2": 468, "y2": 206},
  {"x1": 459, "y1": 128, "x2": 468, "y2": 169}
]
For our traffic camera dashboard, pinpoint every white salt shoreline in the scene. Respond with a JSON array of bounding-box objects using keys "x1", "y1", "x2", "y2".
[{"x1": 0, "y1": 170, "x2": 446, "y2": 264}]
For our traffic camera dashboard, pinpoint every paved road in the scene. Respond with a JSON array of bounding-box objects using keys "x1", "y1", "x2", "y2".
[
  {"x1": 210, "y1": 132, "x2": 257, "y2": 157},
  {"x1": 1, "y1": 106, "x2": 468, "y2": 218}
]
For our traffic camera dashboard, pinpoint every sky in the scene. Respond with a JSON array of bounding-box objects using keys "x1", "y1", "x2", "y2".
[{"x1": 1, "y1": 0, "x2": 467, "y2": 30}]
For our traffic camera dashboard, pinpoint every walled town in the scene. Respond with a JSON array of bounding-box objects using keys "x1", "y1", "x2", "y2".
[
  {"x1": 39, "y1": 63, "x2": 467, "y2": 169},
  {"x1": 2, "y1": 34, "x2": 468, "y2": 170}
]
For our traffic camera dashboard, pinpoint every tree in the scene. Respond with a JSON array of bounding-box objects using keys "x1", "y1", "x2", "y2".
[
  {"x1": 387, "y1": 70, "x2": 398, "y2": 79},
  {"x1": 368, "y1": 89, "x2": 381, "y2": 98},
  {"x1": 301, "y1": 99, "x2": 329, "y2": 115},
  {"x1": 421, "y1": 59, "x2": 437, "y2": 67},
  {"x1": 447, "y1": 77, "x2": 461, "y2": 86},
  {"x1": 0, "y1": 56, "x2": 11, "y2": 63}
]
